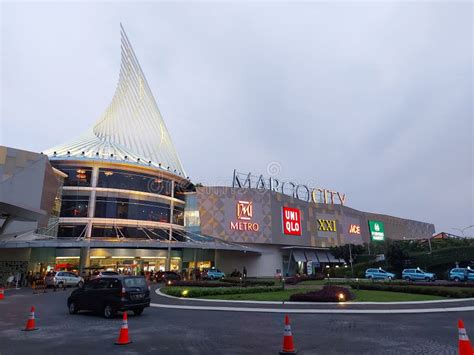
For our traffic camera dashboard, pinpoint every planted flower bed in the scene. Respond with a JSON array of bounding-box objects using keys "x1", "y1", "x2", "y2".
[
  {"x1": 162, "y1": 286, "x2": 283, "y2": 298},
  {"x1": 289, "y1": 285, "x2": 355, "y2": 302}
]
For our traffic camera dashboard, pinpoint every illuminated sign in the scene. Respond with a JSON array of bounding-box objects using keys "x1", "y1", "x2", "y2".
[
  {"x1": 236, "y1": 200, "x2": 252, "y2": 220},
  {"x1": 349, "y1": 224, "x2": 361, "y2": 235},
  {"x1": 318, "y1": 219, "x2": 337, "y2": 232},
  {"x1": 368, "y1": 220, "x2": 385, "y2": 241},
  {"x1": 230, "y1": 201, "x2": 260, "y2": 232},
  {"x1": 232, "y1": 169, "x2": 346, "y2": 205},
  {"x1": 282, "y1": 207, "x2": 301, "y2": 236}
]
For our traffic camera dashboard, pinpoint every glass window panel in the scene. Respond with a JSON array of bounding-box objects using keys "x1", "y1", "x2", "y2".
[
  {"x1": 59, "y1": 195, "x2": 89, "y2": 217},
  {"x1": 97, "y1": 169, "x2": 172, "y2": 196},
  {"x1": 94, "y1": 196, "x2": 171, "y2": 223},
  {"x1": 57, "y1": 225, "x2": 87, "y2": 239},
  {"x1": 55, "y1": 166, "x2": 92, "y2": 187}
]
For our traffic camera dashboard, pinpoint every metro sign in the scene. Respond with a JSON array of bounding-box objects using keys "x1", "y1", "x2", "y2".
[
  {"x1": 230, "y1": 201, "x2": 259, "y2": 232},
  {"x1": 349, "y1": 224, "x2": 361, "y2": 235},
  {"x1": 237, "y1": 201, "x2": 253, "y2": 220},
  {"x1": 282, "y1": 207, "x2": 301, "y2": 236}
]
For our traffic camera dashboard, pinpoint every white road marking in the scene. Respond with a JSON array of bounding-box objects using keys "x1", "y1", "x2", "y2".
[
  {"x1": 155, "y1": 288, "x2": 474, "y2": 305},
  {"x1": 150, "y1": 303, "x2": 474, "y2": 314}
]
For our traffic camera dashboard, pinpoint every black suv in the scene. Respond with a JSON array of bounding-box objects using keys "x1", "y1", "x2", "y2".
[{"x1": 67, "y1": 275, "x2": 150, "y2": 318}]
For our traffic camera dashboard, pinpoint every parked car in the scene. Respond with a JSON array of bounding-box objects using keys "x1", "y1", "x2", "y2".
[
  {"x1": 402, "y1": 268, "x2": 436, "y2": 282},
  {"x1": 91, "y1": 271, "x2": 120, "y2": 279},
  {"x1": 449, "y1": 268, "x2": 474, "y2": 282},
  {"x1": 67, "y1": 275, "x2": 150, "y2": 318},
  {"x1": 45, "y1": 271, "x2": 84, "y2": 288},
  {"x1": 161, "y1": 271, "x2": 181, "y2": 284},
  {"x1": 365, "y1": 268, "x2": 396, "y2": 280},
  {"x1": 203, "y1": 268, "x2": 226, "y2": 280}
]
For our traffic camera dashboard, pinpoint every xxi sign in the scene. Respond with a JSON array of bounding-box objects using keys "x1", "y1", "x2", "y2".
[{"x1": 317, "y1": 219, "x2": 337, "y2": 232}]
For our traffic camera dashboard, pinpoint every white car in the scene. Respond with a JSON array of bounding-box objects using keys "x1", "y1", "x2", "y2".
[{"x1": 45, "y1": 271, "x2": 84, "y2": 288}]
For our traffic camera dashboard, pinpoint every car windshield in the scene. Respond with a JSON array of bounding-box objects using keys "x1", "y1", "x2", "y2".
[{"x1": 124, "y1": 277, "x2": 147, "y2": 288}]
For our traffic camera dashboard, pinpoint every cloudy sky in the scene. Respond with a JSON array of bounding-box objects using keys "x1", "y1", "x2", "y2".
[{"x1": 1, "y1": 1, "x2": 472, "y2": 235}]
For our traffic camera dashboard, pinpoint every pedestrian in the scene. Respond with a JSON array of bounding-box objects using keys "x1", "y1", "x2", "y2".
[{"x1": 243, "y1": 266, "x2": 247, "y2": 279}]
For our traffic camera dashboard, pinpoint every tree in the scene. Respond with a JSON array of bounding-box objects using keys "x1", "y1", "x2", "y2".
[{"x1": 386, "y1": 243, "x2": 410, "y2": 272}]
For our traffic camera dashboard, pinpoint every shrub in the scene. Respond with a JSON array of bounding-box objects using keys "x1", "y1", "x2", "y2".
[
  {"x1": 220, "y1": 278, "x2": 276, "y2": 287},
  {"x1": 171, "y1": 281, "x2": 234, "y2": 288},
  {"x1": 289, "y1": 285, "x2": 355, "y2": 302},
  {"x1": 162, "y1": 286, "x2": 283, "y2": 298},
  {"x1": 349, "y1": 283, "x2": 474, "y2": 298}
]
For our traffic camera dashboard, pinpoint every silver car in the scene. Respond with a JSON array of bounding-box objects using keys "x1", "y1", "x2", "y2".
[{"x1": 45, "y1": 271, "x2": 84, "y2": 288}]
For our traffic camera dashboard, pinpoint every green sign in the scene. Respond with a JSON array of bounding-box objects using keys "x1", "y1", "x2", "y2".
[{"x1": 368, "y1": 220, "x2": 385, "y2": 241}]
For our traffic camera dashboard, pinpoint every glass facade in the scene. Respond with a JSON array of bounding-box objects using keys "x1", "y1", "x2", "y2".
[
  {"x1": 56, "y1": 166, "x2": 92, "y2": 187},
  {"x1": 60, "y1": 195, "x2": 89, "y2": 217},
  {"x1": 97, "y1": 168, "x2": 172, "y2": 196},
  {"x1": 91, "y1": 226, "x2": 170, "y2": 239},
  {"x1": 94, "y1": 196, "x2": 171, "y2": 223},
  {"x1": 58, "y1": 225, "x2": 87, "y2": 239}
]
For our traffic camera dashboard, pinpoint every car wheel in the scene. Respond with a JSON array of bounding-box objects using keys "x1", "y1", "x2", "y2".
[
  {"x1": 58, "y1": 282, "x2": 64, "y2": 288},
  {"x1": 133, "y1": 308, "x2": 144, "y2": 316},
  {"x1": 77, "y1": 281, "x2": 84, "y2": 288},
  {"x1": 68, "y1": 301, "x2": 79, "y2": 314},
  {"x1": 454, "y1": 277, "x2": 461, "y2": 282},
  {"x1": 404, "y1": 277, "x2": 411, "y2": 281},
  {"x1": 103, "y1": 304, "x2": 115, "y2": 319},
  {"x1": 387, "y1": 276, "x2": 392, "y2": 281}
]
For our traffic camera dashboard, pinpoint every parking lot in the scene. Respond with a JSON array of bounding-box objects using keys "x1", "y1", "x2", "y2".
[{"x1": 0, "y1": 286, "x2": 472, "y2": 354}]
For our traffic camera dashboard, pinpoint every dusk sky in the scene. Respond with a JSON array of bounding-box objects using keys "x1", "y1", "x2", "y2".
[{"x1": 1, "y1": 2, "x2": 472, "y2": 235}]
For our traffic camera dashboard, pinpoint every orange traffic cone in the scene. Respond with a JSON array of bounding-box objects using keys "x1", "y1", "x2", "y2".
[
  {"x1": 458, "y1": 319, "x2": 473, "y2": 355},
  {"x1": 115, "y1": 312, "x2": 132, "y2": 345},
  {"x1": 280, "y1": 315, "x2": 297, "y2": 354},
  {"x1": 0, "y1": 287, "x2": 4, "y2": 300},
  {"x1": 22, "y1": 306, "x2": 38, "y2": 331}
]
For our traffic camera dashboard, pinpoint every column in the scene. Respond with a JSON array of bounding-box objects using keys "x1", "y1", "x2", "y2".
[
  {"x1": 166, "y1": 180, "x2": 175, "y2": 271},
  {"x1": 79, "y1": 247, "x2": 90, "y2": 276}
]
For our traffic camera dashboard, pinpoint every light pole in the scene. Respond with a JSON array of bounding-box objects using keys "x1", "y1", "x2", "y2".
[
  {"x1": 348, "y1": 244, "x2": 354, "y2": 279},
  {"x1": 451, "y1": 225, "x2": 474, "y2": 238}
]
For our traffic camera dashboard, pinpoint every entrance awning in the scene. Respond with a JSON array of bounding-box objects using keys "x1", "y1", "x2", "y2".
[
  {"x1": 326, "y1": 253, "x2": 340, "y2": 263},
  {"x1": 316, "y1": 251, "x2": 329, "y2": 263},
  {"x1": 304, "y1": 251, "x2": 318, "y2": 262},
  {"x1": 292, "y1": 250, "x2": 307, "y2": 262}
]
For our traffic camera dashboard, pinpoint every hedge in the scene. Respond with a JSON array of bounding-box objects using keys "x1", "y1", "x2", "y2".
[
  {"x1": 220, "y1": 278, "x2": 276, "y2": 287},
  {"x1": 171, "y1": 281, "x2": 235, "y2": 288},
  {"x1": 162, "y1": 286, "x2": 283, "y2": 298},
  {"x1": 289, "y1": 285, "x2": 355, "y2": 302},
  {"x1": 285, "y1": 274, "x2": 325, "y2": 285},
  {"x1": 349, "y1": 283, "x2": 474, "y2": 298}
]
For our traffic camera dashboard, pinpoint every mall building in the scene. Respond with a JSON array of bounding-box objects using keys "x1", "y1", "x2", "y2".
[{"x1": 0, "y1": 26, "x2": 435, "y2": 281}]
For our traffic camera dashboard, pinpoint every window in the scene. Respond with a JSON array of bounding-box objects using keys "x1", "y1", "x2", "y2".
[
  {"x1": 57, "y1": 225, "x2": 87, "y2": 239},
  {"x1": 55, "y1": 166, "x2": 92, "y2": 187},
  {"x1": 97, "y1": 169, "x2": 172, "y2": 196},
  {"x1": 173, "y1": 206, "x2": 185, "y2": 225},
  {"x1": 124, "y1": 278, "x2": 147, "y2": 287},
  {"x1": 91, "y1": 226, "x2": 170, "y2": 240},
  {"x1": 60, "y1": 195, "x2": 89, "y2": 217},
  {"x1": 94, "y1": 196, "x2": 171, "y2": 222}
]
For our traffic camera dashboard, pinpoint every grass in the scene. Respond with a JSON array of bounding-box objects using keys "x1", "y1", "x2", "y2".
[{"x1": 200, "y1": 288, "x2": 446, "y2": 302}]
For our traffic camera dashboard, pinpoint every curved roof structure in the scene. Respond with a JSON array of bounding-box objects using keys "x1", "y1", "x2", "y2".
[{"x1": 44, "y1": 25, "x2": 187, "y2": 178}]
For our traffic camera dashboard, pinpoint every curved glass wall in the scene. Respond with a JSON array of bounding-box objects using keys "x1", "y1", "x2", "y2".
[
  {"x1": 55, "y1": 165, "x2": 92, "y2": 187},
  {"x1": 58, "y1": 225, "x2": 87, "y2": 239},
  {"x1": 60, "y1": 195, "x2": 89, "y2": 217},
  {"x1": 97, "y1": 168, "x2": 172, "y2": 196},
  {"x1": 94, "y1": 196, "x2": 171, "y2": 223},
  {"x1": 173, "y1": 206, "x2": 185, "y2": 225}
]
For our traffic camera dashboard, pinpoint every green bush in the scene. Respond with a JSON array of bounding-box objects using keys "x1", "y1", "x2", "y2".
[
  {"x1": 162, "y1": 286, "x2": 283, "y2": 298},
  {"x1": 220, "y1": 278, "x2": 276, "y2": 287},
  {"x1": 410, "y1": 246, "x2": 474, "y2": 268},
  {"x1": 349, "y1": 282, "x2": 474, "y2": 298},
  {"x1": 289, "y1": 285, "x2": 355, "y2": 302}
]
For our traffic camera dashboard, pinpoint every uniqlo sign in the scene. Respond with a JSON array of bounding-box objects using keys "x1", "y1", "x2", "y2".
[{"x1": 282, "y1": 207, "x2": 301, "y2": 236}]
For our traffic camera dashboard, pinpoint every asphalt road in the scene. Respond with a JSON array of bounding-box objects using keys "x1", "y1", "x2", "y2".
[{"x1": 0, "y1": 287, "x2": 472, "y2": 355}]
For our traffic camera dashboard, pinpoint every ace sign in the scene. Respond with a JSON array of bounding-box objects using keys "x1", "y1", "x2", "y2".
[{"x1": 282, "y1": 207, "x2": 301, "y2": 236}]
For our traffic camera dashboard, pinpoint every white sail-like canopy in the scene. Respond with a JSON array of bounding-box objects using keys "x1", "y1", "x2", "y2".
[{"x1": 44, "y1": 24, "x2": 187, "y2": 178}]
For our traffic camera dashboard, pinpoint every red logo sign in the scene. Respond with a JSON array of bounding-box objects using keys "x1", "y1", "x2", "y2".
[
  {"x1": 282, "y1": 207, "x2": 301, "y2": 236},
  {"x1": 349, "y1": 224, "x2": 361, "y2": 234}
]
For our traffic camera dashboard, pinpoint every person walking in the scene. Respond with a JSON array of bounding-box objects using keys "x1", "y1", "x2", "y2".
[{"x1": 243, "y1": 266, "x2": 247, "y2": 279}]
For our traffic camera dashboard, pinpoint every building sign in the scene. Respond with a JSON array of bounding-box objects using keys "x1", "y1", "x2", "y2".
[
  {"x1": 230, "y1": 201, "x2": 260, "y2": 232},
  {"x1": 282, "y1": 207, "x2": 301, "y2": 236},
  {"x1": 232, "y1": 169, "x2": 346, "y2": 205},
  {"x1": 368, "y1": 220, "x2": 385, "y2": 241},
  {"x1": 349, "y1": 224, "x2": 361, "y2": 235},
  {"x1": 318, "y1": 219, "x2": 337, "y2": 232}
]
